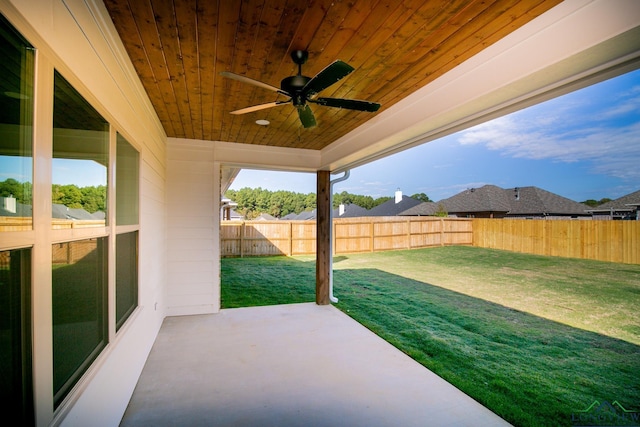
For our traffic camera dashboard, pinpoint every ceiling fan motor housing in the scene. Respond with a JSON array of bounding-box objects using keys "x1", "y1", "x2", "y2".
[{"x1": 281, "y1": 75, "x2": 311, "y2": 106}]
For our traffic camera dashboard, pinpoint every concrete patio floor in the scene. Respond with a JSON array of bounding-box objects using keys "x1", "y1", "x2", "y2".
[{"x1": 120, "y1": 302, "x2": 511, "y2": 427}]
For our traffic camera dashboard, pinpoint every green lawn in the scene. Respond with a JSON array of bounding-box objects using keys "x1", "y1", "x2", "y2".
[{"x1": 221, "y1": 246, "x2": 640, "y2": 427}]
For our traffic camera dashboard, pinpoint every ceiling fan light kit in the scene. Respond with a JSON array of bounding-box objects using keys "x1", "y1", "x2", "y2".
[{"x1": 221, "y1": 50, "x2": 380, "y2": 128}]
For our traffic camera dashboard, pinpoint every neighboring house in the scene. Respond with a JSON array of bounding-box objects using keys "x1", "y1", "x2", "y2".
[
  {"x1": 277, "y1": 210, "x2": 320, "y2": 220},
  {"x1": 588, "y1": 189, "x2": 640, "y2": 220},
  {"x1": 280, "y1": 204, "x2": 368, "y2": 220},
  {"x1": 1, "y1": 197, "x2": 102, "y2": 220},
  {"x1": 293, "y1": 209, "x2": 317, "y2": 220},
  {"x1": 403, "y1": 185, "x2": 591, "y2": 219},
  {"x1": 332, "y1": 203, "x2": 369, "y2": 218},
  {"x1": 399, "y1": 201, "x2": 439, "y2": 216},
  {"x1": 504, "y1": 186, "x2": 592, "y2": 219},
  {"x1": 254, "y1": 213, "x2": 277, "y2": 221},
  {"x1": 228, "y1": 209, "x2": 244, "y2": 220},
  {"x1": 0, "y1": 196, "x2": 32, "y2": 217},
  {"x1": 367, "y1": 190, "x2": 422, "y2": 217},
  {"x1": 435, "y1": 185, "x2": 512, "y2": 218},
  {"x1": 52, "y1": 203, "x2": 104, "y2": 220},
  {"x1": 220, "y1": 197, "x2": 239, "y2": 220}
]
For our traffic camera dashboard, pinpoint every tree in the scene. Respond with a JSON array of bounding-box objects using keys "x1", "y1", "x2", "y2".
[
  {"x1": 52, "y1": 184, "x2": 83, "y2": 209},
  {"x1": 582, "y1": 199, "x2": 599, "y2": 207},
  {"x1": 581, "y1": 197, "x2": 612, "y2": 207},
  {"x1": 411, "y1": 192, "x2": 433, "y2": 203},
  {"x1": 304, "y1": 192, "x2": 316, "y2": 211},
  {"x1": 224, "y1": 187, "x2": 408, "y2": 219},
  {"x1": 0, "y1": 178, "x2": 32, "y2": 204},
  {"x1": 435, "y1": 203, "x2": 448, "y2": 217},
  {"x1": 80, "y1": 185, "x2": 106, "y2": 213},
  {"x1": 372, "y1": 196, "x2": 392, "y2": 207}
]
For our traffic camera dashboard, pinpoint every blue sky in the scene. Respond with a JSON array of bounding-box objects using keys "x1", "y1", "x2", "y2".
[
  {"x1": 0, "y1": 157, "x2": 106, "y2": 187},
  {"x1": 229, "y1": 68, "x2": 640, "y2": 203}
]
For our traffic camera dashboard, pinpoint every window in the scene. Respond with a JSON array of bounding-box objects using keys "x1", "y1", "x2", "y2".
[
  {"x1": 116, "y1": 232, "x2": 138, "y2": 330},
  {"x1": 52, "y1": 72, "x2": 108, "y2": 229},
  {"x1": 116, "y1": 133, "x2": 139, "y2": 225},
  {"x1": 52, "y1": 238, "x2": 107, "y2": 408},
  {"x1": 0, "y1": 248, "x2": 33, "y2": 425},
  {"x1": 0, "y1": 14, "x2": 34, "y2": 231},
  {"x1": 115, "y1": 133, "x2": 139, "y2": 330}
]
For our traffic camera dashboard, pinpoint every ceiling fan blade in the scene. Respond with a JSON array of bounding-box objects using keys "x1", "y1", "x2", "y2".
[
  {"x1": 220, "y1": 71, "x2": 283, "y2": 94},
  {"x1": 302, "y1": 60, "x2": 354, "y2": 97},
  {"x1": 297, "y1": 104, "x2": 316, "y2": 128},
  {"x1": 311, "y1": 97, "x2": 380, "y2": 112},
  {"x1": 230, "y1": 100, "x2": 290, "y2": 115}
]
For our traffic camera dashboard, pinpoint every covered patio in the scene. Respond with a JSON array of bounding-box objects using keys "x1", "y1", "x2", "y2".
[
  {"x1": 120, "y1": 303, "x2": 509, "y2": 427},
  {"x1": 2, "y1": 1, "x2": 639, "y2": 425}
]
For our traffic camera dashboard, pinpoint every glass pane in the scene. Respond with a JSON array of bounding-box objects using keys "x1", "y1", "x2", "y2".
[
  {"x1": 52, "y1": 72, "x2": 108, "y2": 229},
  {"x1": 0, "y1": 248, "x2": 33, "y2": 425},
  {"x1": 52, "y1": 238, "x2": 107, "y2": 408},
  {"x1": 116, "y1": 134, "x2": 139, "y2": 225},
  {"x1": 116, "y1": 232, "x2": 138, "y2": 331},
  {"x1": 0, "y1": 15, "x2": 34, "y2": 232}
]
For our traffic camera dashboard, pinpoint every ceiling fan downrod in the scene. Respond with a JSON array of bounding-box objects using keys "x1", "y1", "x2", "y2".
[{"x1": 281, "y1": 50, "x2": 311, "y2": 105}]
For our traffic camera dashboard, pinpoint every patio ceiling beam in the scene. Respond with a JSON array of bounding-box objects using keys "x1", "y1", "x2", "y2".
[{"x1": 316, "y1": 170, "x2": 331, "y2": 305}]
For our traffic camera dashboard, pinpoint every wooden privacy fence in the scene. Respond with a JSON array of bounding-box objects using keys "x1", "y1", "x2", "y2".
[
  {"x1": 220, "y1": 217, "x2": 473, "y2": 257},
  {"x1": 473, "y1": 218, "x2": 640, "y2": 264},
  {"x1": 0, "y1": 217, "x2": 105, "y2": 232}
]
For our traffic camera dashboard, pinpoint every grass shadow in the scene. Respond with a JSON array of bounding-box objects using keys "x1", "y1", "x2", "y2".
[{"x1": 333, "y1": 267, "x2": 640, "y2": 427}]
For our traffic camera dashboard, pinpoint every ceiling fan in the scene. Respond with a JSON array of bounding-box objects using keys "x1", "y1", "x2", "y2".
[{"x1": 221, "y1": 50, "x2": 381, "y2": 128}]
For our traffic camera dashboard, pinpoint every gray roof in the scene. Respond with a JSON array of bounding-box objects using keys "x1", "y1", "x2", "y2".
[
  {"x1": 441, "y1": 185, "x2": 511, "y2": 214},
  {"x1": 332, "y1": 203, "x2": 369, "y2": 218},
  {"x1": 294, "y1": 209, "x2": 316, "y2": 220},
  {"x1": 591, "y1": 189, "x2": 640, "y2": 211},
  {"x1": 401, "y1": 185, "x2": 591, "y2": 217},
  {"x1": 52, "y1": 204, "x2": 104, "y2": 220},
  {"x1": 505, "y1": 186, "x2": 591, "y2": 216},
  {"x1": 367, "y1": 195, "x2": 422, "y2": 216},
  {"x1": 399, "y1": 202, "x2": 439, "y2": 216}
]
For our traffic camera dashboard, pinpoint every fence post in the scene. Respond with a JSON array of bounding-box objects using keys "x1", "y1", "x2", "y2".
[
  {"x1": 440, "y1": 218, "x2": 444, "y2": 246},
  {"x1": 289, "y1": 221, "x2": 293, "y2": 256},
  {"x1": 332, "y1": 219, "x2": 336, "y2": 256},
  {"x1": 370, "y1": 218, "x2": 374, "y2": 252},
  {"x1": 406, "y1": 218, "x2": 411, "y2": 250},
  {"x1": 240, "y1": 221, "x2": 244, "y2": 258}
]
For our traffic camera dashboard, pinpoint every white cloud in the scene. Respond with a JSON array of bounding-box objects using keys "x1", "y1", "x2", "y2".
[{"x1": 455, "y1": 98, "x2": 640, "y2": 180}]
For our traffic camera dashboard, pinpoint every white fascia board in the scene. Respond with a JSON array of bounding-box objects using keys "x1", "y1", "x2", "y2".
[
  {"x1": 320, "y1": 0, "x2": 640, "y2": 173},
  {"x1": 211, "y1": 140, "x2": 322, "y2": 172},
  {"x1": 168, "y1": 138, "x2": 322, "y2": 173}
]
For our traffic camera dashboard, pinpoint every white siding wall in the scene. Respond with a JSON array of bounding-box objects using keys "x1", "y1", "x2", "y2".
[{"x1": 166, "y1": 139, "x2": 220, "y2": 315}]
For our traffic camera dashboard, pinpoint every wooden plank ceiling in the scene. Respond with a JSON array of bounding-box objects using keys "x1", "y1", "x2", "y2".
[{"x1": 103, "y1": 0, "x2": 561, "y2": 151}]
